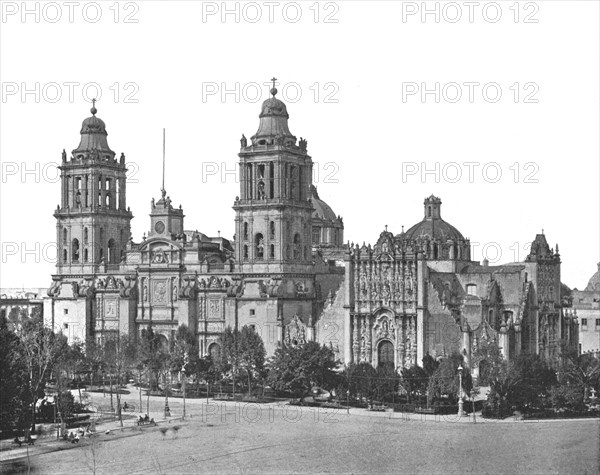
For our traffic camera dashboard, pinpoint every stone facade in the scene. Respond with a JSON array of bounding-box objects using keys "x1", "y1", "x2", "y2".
[
  {"x1": 44, "y1": 87, "x2": 345, "y2": 358},
  {"x1": 43, "y1": 90, "x2": 578, "y2": 375}
]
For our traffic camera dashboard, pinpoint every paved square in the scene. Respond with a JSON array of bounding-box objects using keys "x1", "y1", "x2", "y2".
[{"x1": 12, "y1": 402, "x2": 600, "y2": 474}]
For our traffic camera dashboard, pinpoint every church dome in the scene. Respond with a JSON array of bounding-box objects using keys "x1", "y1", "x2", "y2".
[
  {"x1": 585, "y1": 263, "x2": 600, "y2": 292},
  {"x1": 73, "y1": 103, "x2": 113, "y2": 154},
  {"x1": 400, "y1": 195, "x2": 465, "y2": 242},
  {"x1": 251, "y1": 85, "x2": 296, "y2": 144},
  {"x1": 310, "y1": 185, "x2": 338, "y2": 222}
]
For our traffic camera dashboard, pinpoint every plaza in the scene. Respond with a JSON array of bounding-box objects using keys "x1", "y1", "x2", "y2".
[{"x1": 2, "y1": 389, "x2": 598, "y2": 474}]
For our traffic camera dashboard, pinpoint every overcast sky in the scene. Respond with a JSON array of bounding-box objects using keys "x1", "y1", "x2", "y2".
[{"x1": 1, "y1": 1, "x2": 598, "y2": 290}]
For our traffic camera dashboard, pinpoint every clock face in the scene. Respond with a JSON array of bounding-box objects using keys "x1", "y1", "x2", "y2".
[{"x1": 155, "y1": 221, "x2": 165, "y2": 233}]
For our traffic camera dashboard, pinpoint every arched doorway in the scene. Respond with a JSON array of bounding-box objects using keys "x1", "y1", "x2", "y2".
[
  {"x1": 208, "y1": 342, "x2": 221, "y2": 359},
  {"x1": 378, "y1": 340, "x2": 395, "y2": 368}
]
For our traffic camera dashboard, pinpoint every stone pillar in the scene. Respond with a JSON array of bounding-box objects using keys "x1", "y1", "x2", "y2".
[
  {"x1": 499, "y1": 323, "x2": 510, "y2": 360},
  {"x1": 352, "y1": 315, "x2": 359, "y2": 363},
  {"x1": 461, "y1": 327, "x2": 471, "y2": 368},
  {"x1": 514, "y1": 321, "x2": 522, "y2": 356}
]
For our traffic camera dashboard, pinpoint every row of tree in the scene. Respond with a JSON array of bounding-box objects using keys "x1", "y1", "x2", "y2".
[{"x1": 2, "y1": 309, "x2": 599, "y2": 438}]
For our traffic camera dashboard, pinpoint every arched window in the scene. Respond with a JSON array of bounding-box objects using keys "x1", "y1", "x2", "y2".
[
  {"x1": 98, "y1": 191, "x2": 102, "y2": 206},
  {"x1": 62, "y1": 228, "x2": 68, "y2": 244},
  {"x1": 433, "y1": 243, "x2": 439, "y2": 259},
  {"x1": 255, "y1": 233, "x2": 264, "y2": 259},
  {"x1": 243, "y1": 245, "x2": 249, "y2": 259},
  {"x1": 428, "y1": 206, "x2": 432, "y2": 217},
  {"x1": 62, "y1": 249, "x2": 68, "y2": 263},
  {"x1": 293, "y1": 233, "x2": 301, "y2": 259},
  {"x1": 270, "y1": 221, "x2": 275, "y2": 239},
  {"x1": 243, "y1": 222, "x2": 249, "y2": 240},
  {"x1": 269, "y1": 162, "x2": 274, "y2": 198},
  {"x1": 105, "y1": 178, "x2": 111, "y2": 190},
  {"x1": 466, "y1": 284, "x2": 477, "y2": 296},
  {"x1": 99, "y1": 228, "x2": 104, "y2": 243},
  {"x1": 105, "y1": 193, "x2": 111, "y2": 208},
  {"x1": 84, "y1": 228, "x2": 89, "y2": 244},
  {"x1": 107, "y1": 239, "x2": 115, "y2": 263},
  {"x1": 84, "y1": 248, "x2": 89, "y2": 262},
  {"x1": 246, "y1": 164, "x2": 253, "y2": 199},
  {"x1": 72, "y1": 238, "x2": 80, "y2": 262},
  {"x1": 269, "y1": 244, "x2": 275, "y2": 259}
]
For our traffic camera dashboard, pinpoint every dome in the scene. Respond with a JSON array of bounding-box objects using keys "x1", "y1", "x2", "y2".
[
  {"x1": 399, "y1": 195, "x2": 464, "y2": 242},
  {"x1": 585, "y1": 263, "x2": 600, "y2": 292},
  {"x1": 251, "y1": 86, "x2": 295, "y2": 144},
  {"x1": 73, "y1": 103, "x2": 113, "y2": 154},
  {"x1": 310, "y1": 186, "x2": 338, "y2": 222}
]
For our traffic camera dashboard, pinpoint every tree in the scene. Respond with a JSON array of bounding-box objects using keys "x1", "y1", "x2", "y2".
[
  {"x1": 138, "y1": 326, "x2": 169, "y2": 414},
  {"x1": 268, "y1": 341, "x2": 338, "y2": 399},
  {"x1": 238, "y1": 326, "x2": 266, "y2": 396},
  {"x1": 472, "y1": 339, "x2": 504, "y2": 386},
  {"x1": 170, "y1": 325, "x2": 197, "y2": 416},
  {"x1": 0, "y1": 313, "x2": 28, "y2": 435},
  {"x1": 104, "y1": 334, "x2": 136, "y2": 426},
  {"x1": 427, "y1": 352, "x2": 471, "y2": 404},
  {"x1": 400, "y1": 365, "x2": 429, "y2": 404},
  {"x1": 14, "y1": 313, "x2": 61, "y2": 436},
  {"x1": 215, "y1": 327, "x2": 239, "y2": 397}
]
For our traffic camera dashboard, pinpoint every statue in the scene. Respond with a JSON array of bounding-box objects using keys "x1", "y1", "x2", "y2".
[
  {"x1": 151, "y1": 197, "x2": 155, "y2": 208},
  {"x1": 257, "y1": 181, "x2": 266, "y2": 200},
  {"x1": 62, "y1": 149, "x2": 67, "y2": 162},
  {"x1": 240, "y1": 134, "x2": 247, "y2": 147},
  {"x1": 299, "y1": 137, "x2": 307, "y2": 152},
  {"x1": 120, "y1": 152, "x2": 125, "y2": 164}
]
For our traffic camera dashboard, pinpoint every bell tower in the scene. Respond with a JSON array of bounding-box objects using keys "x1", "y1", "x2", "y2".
[
  {"x1": 233, "y1": 79, "x2": 314, "y2": 274},
  {"x1": 54, "y1": 102, "x2": 133, "y2": 275}
]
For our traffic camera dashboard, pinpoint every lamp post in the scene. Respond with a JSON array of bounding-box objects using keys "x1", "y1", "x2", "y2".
[
  {"x1": 457, "y1": 365, "x2": 464, "y2": 417},
  {"x1": 470, "y1": 388, "x2": 477, "y2": 424}
]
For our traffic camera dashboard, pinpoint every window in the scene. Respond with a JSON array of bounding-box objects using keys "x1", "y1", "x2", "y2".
[
  {"x1": 250, "y1": 309, "x2": 255, "y2": 316},
  {"x1": 63, "y1": 249, "x2": 68, "y2": 262},
  {"x1": 596, "y1": 318, "x2": 600, "y2": 327},
  {"x1": 312, "y1": 227, "x2": 321, "y2": 245},
  {"x1": 64, "y1": 309, "x2": 68, "y2": 315},
  {"x1": 107, "y1": 239, "x2": 115, "y2": 263},
  {"x1": 269, "y1": 244, "x2": 275, "y2": 259},
  {"x1": 270, "y1": 221, "x2": 275, "y2": 239},
  {"x1": 255, "y1": 233, "x2": 264, "y2": 259},
  {"x1": 466, "y1": 284, "x2": 477, "y2": 296},
  {"x1": 84, "y1": 248, "x2": 89, "y2": 262},
  {"x1": 293, "y1": 233, "x2": 301, "y2": 259},
  {"x1": 72, "y1": 239, "x2": 80, "y2": 262},
  {"x1": 581, "y1": 318, "x2": 588, "y2": 327},
  {"x1": 84, "y1": 227, "x2": 89, "y2": 244},
  {"x1": 243, "y1": 245, "x2": 248, "y2": 259},
  {"x1": 63, "y1": 323, "x2": 69, "y2": 329},
  {"x1": 62, "y1": 228, "x2": 68, "y2": 244},
  {"x1": 243, "y1": 222, "x2": 249, "y2": 240}
]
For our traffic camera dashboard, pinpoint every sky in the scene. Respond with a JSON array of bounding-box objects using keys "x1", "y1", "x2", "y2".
[{"x1": 1, "y1": 0, "x2": 599, "y2": 290}]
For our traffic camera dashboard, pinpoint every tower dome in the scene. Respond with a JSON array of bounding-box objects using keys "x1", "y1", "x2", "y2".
[
  {"x1": 585, "y1": 263, "x2": 600, "y2": 292},
  {"x1": 251, "y1": 81, "x2": 296, "y2": 145},
  {"x1": 73, "y1": 101, "x2": 113, "y2": 154},
  {"x1": 400, "y1": 195, "x2": 464, "y2": 242}
]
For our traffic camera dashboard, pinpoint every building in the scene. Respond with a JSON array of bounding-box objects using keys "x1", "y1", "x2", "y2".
[
  {"x1": 43, "y1": 86, "x2": 578, "y2": 376},
  {"x1": 340, "y1": 196, "x2": 578, "y2": 375},
  {"x1": 572, "y1": 264, "x2": 600, "y2": 356},
  {"x1": 44, "y1": 86, "x2": 345, "y2": 358}
]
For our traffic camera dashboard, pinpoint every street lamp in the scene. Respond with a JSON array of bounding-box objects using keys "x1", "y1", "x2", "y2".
[{"x1": 457, "y1": 365, "x2": 464, "y2": 417}]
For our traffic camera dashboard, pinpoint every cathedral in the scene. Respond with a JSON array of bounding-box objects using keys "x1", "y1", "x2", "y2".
[{"x1": 44, "y1": 84, "x2": 578, "y2": 376}]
